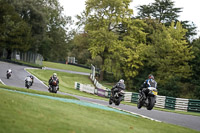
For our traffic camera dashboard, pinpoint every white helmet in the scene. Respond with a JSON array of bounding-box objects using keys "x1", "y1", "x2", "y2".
[
  {"x1": 53, "y1": 73, "x2": 57, "y2": 77},
  {"x1": 119, "y1": 79, "x2": 124, "y2": 83}
]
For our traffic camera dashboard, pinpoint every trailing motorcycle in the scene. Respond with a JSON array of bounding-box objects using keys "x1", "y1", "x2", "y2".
[
  {"x1": 6, "y1": 72, "x2": 11, "y2": 79},
  {"x1": 109, "y1": 89, "x2": 124, "y2": 106},
  {"x1": 49, "y1": 80, "x2": 59, "y2": 93},
  {"x1": 137, "y1": 87, "x2": 158, "y2": 110}
]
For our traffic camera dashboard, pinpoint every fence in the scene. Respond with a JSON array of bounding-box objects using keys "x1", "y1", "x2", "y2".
[{"x1": 1, "y1": 49, "x2": 43, "y2": 66}]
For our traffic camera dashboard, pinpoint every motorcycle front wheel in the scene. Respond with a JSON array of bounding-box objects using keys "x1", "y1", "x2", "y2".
[{"x1": 147, "y1": 97, "x2": 155, "y2": 110}]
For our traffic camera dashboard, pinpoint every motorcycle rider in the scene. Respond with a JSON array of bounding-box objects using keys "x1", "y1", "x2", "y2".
[
  {"x1": 6, "y1": 68, "x2": 12, "y2": 74},
  {"x1": 25, "y1": 75, "x2": 33, "y2": 87},
  {"x1": 7, "y1": 68, "x2": 12, "y2": 73},
  {"x1": 6, "y1": 68, "x2": 12, "y2": 78},
  {"x1": 140, "y1": 74, "x2": 157, "y2": 100},
  {"x1": 111, "y1": 79, "x2": 126, "y2": 99},
  {"x1": 48, "y1": 73, "x2": 59, "y2": 91},
  {"x1": 28, "y1": 75, "x2": 34, "y2": 86}
]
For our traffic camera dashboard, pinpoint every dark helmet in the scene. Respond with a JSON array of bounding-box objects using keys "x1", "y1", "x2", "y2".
[
  {"x1": 29, "y1": 75, "x2": 34, "y2": 79},
  {"x1": 148, "y1": 74, "x2": 154, "y2": 79}
]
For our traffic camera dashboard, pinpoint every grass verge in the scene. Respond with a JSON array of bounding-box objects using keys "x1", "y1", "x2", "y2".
[
  {"x1": 0, "y1": 89, "x2": 199, "y2": 133},
  {"x1": 0, "y1": 84, "x2": 78, "y2": 100},
  {"x1": 43, "y1": 61, "x2": 91, "y2": 73}
]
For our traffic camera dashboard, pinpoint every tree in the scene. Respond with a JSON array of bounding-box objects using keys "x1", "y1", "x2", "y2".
[
  {"x1": 136, "y1": 0, "x2": 197, "y2": 40},
  {"x1": 149, "y1": 22, "x2": 194, "y2": 84},
  {"x1": 0, "y1": 0, "x2": 31, "y2": 59},
  {"x1": 84, "y1": 0, "x2": 134, "y2": 80},
  {"x1": 69, "y1": 33, "x2": 91, "y2": 65}
]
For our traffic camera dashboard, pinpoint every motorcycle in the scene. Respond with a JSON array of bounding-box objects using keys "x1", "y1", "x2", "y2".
[
  {"x1": 49, "y1": 80, "x2": 59, "y2": 93},
  {"x1": 25, "y1": 81, "x2": 32, "y2": 89},
  {"x1": 137, "y1": 87, "x2": 158, "y2": 110},
  {"x1": 109, "y1": 89, "x2": 124, "y2": 106},
  {"x1": 6, "y1": 72, "x2": 11, "y2": 79}
]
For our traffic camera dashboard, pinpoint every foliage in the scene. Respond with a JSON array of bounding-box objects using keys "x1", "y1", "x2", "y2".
[
  {"x1": 83, "y1": 0, "x2": 148, "y2": 81},
  {"x1": 136, "y1": 0, "x2": 197, "y2": 40},
  {"x1": 0, "y1": 0, "x2": 31, "y2": 59},
  {"x1": 150, "y1": 22, "x2": 194, "y2": 83},
  {"x1": 69, "y1": 33, "x2": 91, "y2": 65},
  {"x1": 0, "y1": 0, "x2": 74, "y2": 61}
]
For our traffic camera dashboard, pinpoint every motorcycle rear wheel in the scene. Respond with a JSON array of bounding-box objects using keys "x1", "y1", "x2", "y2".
[{"x1": 109, "y1": 98, "x2": 113, "y2": 105}]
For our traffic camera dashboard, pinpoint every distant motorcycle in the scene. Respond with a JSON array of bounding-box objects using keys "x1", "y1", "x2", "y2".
[
  {"x1": 6, "y1": 72, "x2": 11, "y2": 79},
  {"x1": 25, "y1": 76, "x2": 33, "y2": 89},
  {"x1": 49, "y1": 80, "x2": 59, "y2": 93},
  {"x1": 137, "y1": 87, "x2": 158, "y2": 110},
  {"x1": 25, "y1": 81, "x2": 32, "y2": 89},
  {"x1": 109, "y1": 89, "x2": 124, "y2": 106}
]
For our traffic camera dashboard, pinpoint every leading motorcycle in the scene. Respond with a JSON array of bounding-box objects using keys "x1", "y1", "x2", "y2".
[
  {"x1": 109, "y1": 89, "x2": 124, "y2": 106},
  {"x1": 137, "y1": 87, "x2": 158, "y2": 110}
]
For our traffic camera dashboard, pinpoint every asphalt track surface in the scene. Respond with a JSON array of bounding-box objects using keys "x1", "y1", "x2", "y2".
[{"x1": 0, "y1": 61, "x2": 200, "y2": 131}]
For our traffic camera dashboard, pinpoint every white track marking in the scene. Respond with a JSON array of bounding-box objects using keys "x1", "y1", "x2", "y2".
[{"x1": 0, "y1": 79, "x2": 5, "y2": 85}]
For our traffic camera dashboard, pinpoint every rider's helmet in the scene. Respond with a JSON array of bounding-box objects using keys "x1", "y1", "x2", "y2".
[
  {"x1": 119, "y1": 79, "x2": 124, "y2": 83},
  {"x1": 53, "y1": 73, "x2": 57, "y2": 78},
  {"x1": 148, "y1": 74, "x2": 154, "y2": 79},
  {"x1": 29, "y1": 75, "x2": 34, "y2": 79}
]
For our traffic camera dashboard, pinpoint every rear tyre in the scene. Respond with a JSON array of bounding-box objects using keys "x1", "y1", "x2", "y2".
[
  {"x1": 115, "y1": 99, "x2": 120, "y2": 106},
  {"x1": 147, "y1": 97, "x2": 155, "y2": 110},
  {"x1": 109, "y1": 98, "x2": 112, "y2": 105}
]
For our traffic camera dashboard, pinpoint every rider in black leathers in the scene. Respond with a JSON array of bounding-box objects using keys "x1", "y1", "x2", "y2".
[
  {"x1": 111, "y1": 79, "x2": 126, "y2": 98},
  {"x1": 140, "y1": 74, "x2": 157, "y2": 99},
  {"x1": 48, "y1": 73, "x2": 59, "y2": 90}
]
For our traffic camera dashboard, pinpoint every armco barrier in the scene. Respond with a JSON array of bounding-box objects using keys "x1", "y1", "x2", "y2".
[
  {"x1": 155, "y1": 95, "x2": 166, "y2": 108},
  {"x1": 81, "y1": 84, "x2": 95, "y2": 94},
  {"x1": 188, "y1": 99, "x2": 200, "y2": 112},
  {"x1": 131, "y1": 93, "x2": 139, "y2": 103},
  {"x1": 165, "y1": 96, "x2": 176, "y2": 110},
  {"x1": 124, "y1": 92, "x2": 132, "y2": 102},
  {"x1": 75, "y1": 82, "x2": 94, "y2": 94},
  {"x1": 97, "y1": 88, "x2": 106, "y2": 97},
  {"x1": 175, "y1": 98, "x2": 189, "y2": 111},
  {"x1": 105, "y1": 89, "x2": 111, "y2": 98},
  {"x1": 75, "y1": 82, "x2": 81, "y2": 90}
]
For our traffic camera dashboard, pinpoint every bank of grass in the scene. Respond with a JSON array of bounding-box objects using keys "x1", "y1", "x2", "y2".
[
  {"x1": 0, "y1": 84, "x2": 78, "y2": 100},
  {"x1": 43, "y1": 61, "x2": 91, "y2": 73},
  {"x1": 0, "y1": 89, "x2": 199, "y2": 133},
  {"x1": 27, "y1": 69, "x2": 108, "y2": 100}
]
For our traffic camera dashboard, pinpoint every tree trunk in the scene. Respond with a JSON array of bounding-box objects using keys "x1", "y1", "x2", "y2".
[
  {"x1": 99, "y1": 56, "x2": 105, "y2": 81},
  {"x1": 99, "y1": 70, "x2": 104, "y2": 81},
  {"x1": 6, "y1": 49, "x2": 12, "y2": 60}
]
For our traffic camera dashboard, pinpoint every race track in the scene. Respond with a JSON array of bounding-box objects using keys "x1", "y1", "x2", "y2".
[{"x1": 0, "y1": 61, "x2": 200, "y2": 131}]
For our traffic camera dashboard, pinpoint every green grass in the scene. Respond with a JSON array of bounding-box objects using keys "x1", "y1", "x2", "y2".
[
  {"x1": 43, "y1": 61, "x2": 91, "y2": 73},
  {"x1": 27, "y1": 69, "x2": 108, "y2": 101},
  {"x1": 0, "y1": 84, "x2": 78, "y2": 100},
  {"x1": 0, "y1": 89, "x2": 199, "y2": 133}
]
